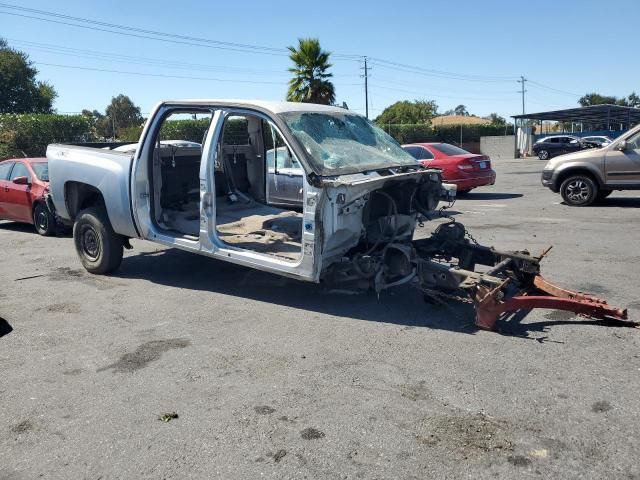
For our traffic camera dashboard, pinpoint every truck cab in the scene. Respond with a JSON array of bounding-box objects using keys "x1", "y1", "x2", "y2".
[{"x1": 48, "y1": 100, "x2": 446, "y2": 284}]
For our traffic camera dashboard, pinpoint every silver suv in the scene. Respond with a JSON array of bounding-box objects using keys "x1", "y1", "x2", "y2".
[{"x1": 541, "y1": 124, "x2": 640, "y2": 206}]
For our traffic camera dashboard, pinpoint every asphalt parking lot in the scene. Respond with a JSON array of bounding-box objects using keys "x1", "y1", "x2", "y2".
[{"x1": 1, "y1": 157, "x2": 640, "y2": 480}]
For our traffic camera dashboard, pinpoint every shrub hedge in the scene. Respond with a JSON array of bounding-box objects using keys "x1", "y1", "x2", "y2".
[
  {"x1": 119, "y1": 118, "x2": 248, "y2": 144},
  {"x1": 0, "y1": 114, "x2": 94, "y2": 159},
  {"x1": 379, "y1": 123, "x2": 514, "y2": 145}
]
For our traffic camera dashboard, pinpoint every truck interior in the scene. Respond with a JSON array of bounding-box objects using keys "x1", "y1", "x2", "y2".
[
  {"x1": 151, "y1": 110, "x2": 303, "y2": 262},
  {"x1": 213, "y1": 113, "x2": 303, "y2": 261}
]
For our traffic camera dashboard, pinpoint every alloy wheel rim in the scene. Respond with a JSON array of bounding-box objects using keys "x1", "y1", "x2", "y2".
[
  {"x1": 566, "y1": 180, "x2": 590, "y2": 203},
  {"x1": 540, "y1": 151, "x2": 548, "y2": 159}
]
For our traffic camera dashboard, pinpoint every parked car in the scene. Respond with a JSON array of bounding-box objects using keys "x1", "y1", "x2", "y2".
[
  {"x1": 532, "y1": 135, "x2": 589, "y2": 160},
  {"x1": 401, "y1": 143, "x2": 496, "y2": 194},
  {"x1": 0, "y1": 157, "x2": 56, "y2": 235},
  {"x1": 581, "y1": 136, "x2": 613, "y2": 148},
  {"x1": 541, "y1": 124, "x2": 640, "y2": 206}
]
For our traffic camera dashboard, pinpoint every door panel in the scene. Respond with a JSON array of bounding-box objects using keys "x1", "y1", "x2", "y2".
[
  {"x1": 266, "y1": 146, "x2": 303, "y2": 206},
  {"x1": 605, "y1": 149, "x2": 640, "y2": 185},
  {"x1": 0, "y1": 162, "x2": 14, "y2": 218},
  {"x1": 5, "y1": 162, "x2": 33, "y2": 222},
  {"x1": 267, "y1": 169, "x2": 290, "y2": 205}
]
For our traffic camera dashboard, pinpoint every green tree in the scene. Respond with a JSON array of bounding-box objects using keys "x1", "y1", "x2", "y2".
[
  {"x1": 488, "y1": 113, "x2": 506, "y2": 125},
  {"x1": 627, "y1": 92, "x2": 640, "y2": 108},
  {"x1": 578, "y1": 93, "x2": 622, "y2": 107},
  {"x1": 101, "y1": 94, "x2": 143, "y2": 138},
  {"x1": 454, "y1": 104, "x2": 469, "y2": 116},
  {"x1": 286, "y1": 38, "x2": 335, "y2": 105},
  {"x1": 0, "y1": 38, "x2": 57, "y2": 113},
  {"x1": 374, "y1": 100, "x2": 438, "y2": 126}
]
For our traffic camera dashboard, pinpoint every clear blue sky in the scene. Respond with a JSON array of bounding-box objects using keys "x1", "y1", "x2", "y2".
[{"x1": 1, "y1": 0, "x2": 638, "y2": 120}]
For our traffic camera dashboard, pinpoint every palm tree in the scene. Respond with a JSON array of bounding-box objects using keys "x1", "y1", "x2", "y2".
[{"x1": 287, "y1": 38, "x2": 335, "y2": 105}]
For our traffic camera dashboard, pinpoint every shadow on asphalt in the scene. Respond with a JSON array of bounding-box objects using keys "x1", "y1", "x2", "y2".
[
  {"x1": 456, "y1": 192, "x2": 523, "y2": 200},
  {"x1": 0, "y1": 221, "x2": 36, "y2": 234},
  {"x1": 0, "y1": 221, "x2": 71, "y2": 236},
  {"x1": 113, "y1": 247, "x2": 629, "y2": 338},
  {"x1": 115, "y1": 248, "x2": 480, "y2": 334},
  {"x1": 0, "y1": 317, "x2": 13, "y2": 338},
  {"x1": 594, "y1": 197, "x2": 640, "y2": 208}
]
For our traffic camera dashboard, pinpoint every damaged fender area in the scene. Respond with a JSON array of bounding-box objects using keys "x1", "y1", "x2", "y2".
[{"x1": 320, "y1": 176, "x2": 632, "y2": 331}]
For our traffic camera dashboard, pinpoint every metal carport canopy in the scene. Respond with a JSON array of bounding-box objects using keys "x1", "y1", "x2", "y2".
[{"x1": 512, "y1": 104, "x2": 640, "y2": 125}]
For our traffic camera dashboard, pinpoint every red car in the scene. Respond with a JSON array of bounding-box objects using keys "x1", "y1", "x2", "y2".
[
  {"x1": 0, "y1": 157, "x2": 56, "y2": 235},
  {"x1": 402, "y1": 143, "x2": 496, "y2": 194}
]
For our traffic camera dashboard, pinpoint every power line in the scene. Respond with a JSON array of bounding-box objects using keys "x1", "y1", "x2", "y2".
[
  {"x1": 369, "y1": 58, "x2": 519, "y2": 83},
  {"x1": 369, "y1": 83, "x2": 518, "y2": 101},
  {"x1": 0, "y1": 3, "x2": 363, "y2": 60},
  {"x1": 527, "y1": 80, "x2": 581, "y2": 98},
  {"x1": 0, "y1": 1, "x2": 585, "y2": 113},
  {"x1": 0, "y1": 10, "x2": 291, "y2": 57},
  {"x1": 7, "y1": 38, "x2": 361, "y2": 79},
  {"x1": 32, "y1": 61, "x2": 363, "y2": 87},
  {"x1": 367, "y1": 74, "x2": 520, "y2": 95}
]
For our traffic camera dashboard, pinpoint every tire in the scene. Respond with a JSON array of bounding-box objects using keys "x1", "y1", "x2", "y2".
[
  {"x1": 538, "y1": 150, "x2": 550, "y2": 160},
  {"x1": 560, "y1": 175, "x2": 598, "y2": 206},
  {"x1": 33, "y1": 202, "x2": 56, "y2": 236},
  {"x1": 596, "y1": 189, "x2": 613, "y2": 200},
  {"x1": 73, "y1": 207, "x2": 123, "y2": 274}
]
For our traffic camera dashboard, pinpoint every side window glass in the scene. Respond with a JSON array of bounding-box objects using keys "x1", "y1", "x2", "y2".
[
  {"x1": 626, "y1": 132, "x2": 640, "y2": 150},
  {"x1": 418, "y1": 147, "x2": 434, "y2": 160},
  {"x1": 9, "y1": 162, "x2": 30, "y2": 181},
  {"x1": 549, "y1": 138, "x2": 559, "y2": 143},
  {"x1": 263, "y1": 121, "x2": 297, "y2": 170},
  {"x1": 0, "y1": 162, "x2": 13, "y2": 180},
  {"x1": 403, "y1": 146, "x2": 419, "y2": 159}
]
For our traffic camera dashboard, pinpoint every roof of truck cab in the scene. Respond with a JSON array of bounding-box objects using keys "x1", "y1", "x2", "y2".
[{"x1": 164, "y1": 99, "x2": 352, "y2": 115}]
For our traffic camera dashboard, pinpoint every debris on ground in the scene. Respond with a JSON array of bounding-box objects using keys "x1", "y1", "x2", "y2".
[
  {"x1": 158, "y1": 412, "x2": 179, "y2": 422},
  {"x1": 300, "y1": 427, "x2": 325, "y2": 440},
  {"x1": 272, "y1": 449, "x2": 287, "y2": 463}
]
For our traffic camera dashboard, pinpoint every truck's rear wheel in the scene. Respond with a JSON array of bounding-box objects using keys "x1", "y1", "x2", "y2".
[{"x1": 73, "y1": 207, "x2": 123, "y2": 274}]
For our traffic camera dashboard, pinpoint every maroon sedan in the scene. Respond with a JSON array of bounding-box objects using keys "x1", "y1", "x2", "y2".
[
  {"x1": 402, "y1": 143, "x2": 496, "y2": 194},
  {"x1": 0, "y1": 157, "x2": 56, "y2": 235}
]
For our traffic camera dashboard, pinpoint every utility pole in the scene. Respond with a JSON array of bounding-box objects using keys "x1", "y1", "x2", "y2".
[
  {"x1": 517, "y1": 75, "x2": 527, "y2": 116},
  {"x1": 361, "y1": 57, "x2": 371, "y2": 119}
]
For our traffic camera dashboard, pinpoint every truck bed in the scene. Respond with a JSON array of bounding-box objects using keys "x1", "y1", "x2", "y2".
[{"x1": 47, "y1": 144, "x2": 139, "y2": 238}]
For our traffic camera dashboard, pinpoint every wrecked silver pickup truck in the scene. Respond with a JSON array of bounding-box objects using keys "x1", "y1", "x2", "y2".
[{"x1": 47, "y1": 100, "x2": 630, "y2": 330}]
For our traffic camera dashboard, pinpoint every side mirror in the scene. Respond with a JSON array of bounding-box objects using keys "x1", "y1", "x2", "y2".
[
  {"x1": 616, "y1": 140, "x2": 627, "y2": 151},
  {"x1": 12, "y1": 176, "x2": 29, "y2": 185}
]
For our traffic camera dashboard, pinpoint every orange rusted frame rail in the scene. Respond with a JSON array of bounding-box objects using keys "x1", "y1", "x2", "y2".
[{"x1": 475, "y1": 276, "x2": 630, "y2": 331}]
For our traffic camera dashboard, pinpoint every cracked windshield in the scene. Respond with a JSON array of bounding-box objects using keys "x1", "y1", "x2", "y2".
[{"x1": 280, "y1": 111, "x2": 418, "y2": 175}]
